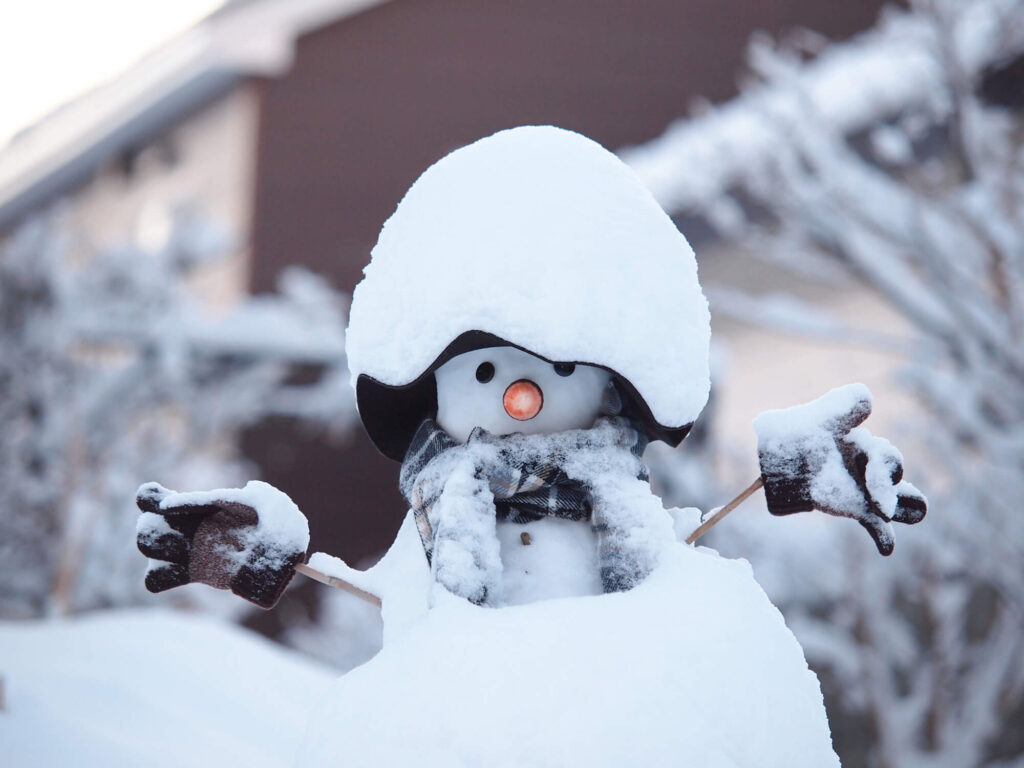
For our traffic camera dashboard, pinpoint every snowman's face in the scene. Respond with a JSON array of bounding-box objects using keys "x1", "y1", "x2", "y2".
[{"x1": 434, "y1": 346, "x2": 611, "y2": 443}]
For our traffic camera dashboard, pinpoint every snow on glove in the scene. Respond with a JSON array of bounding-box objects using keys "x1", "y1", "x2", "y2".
[
  {"x1": 136, "y1": 480, "x2": 310, "y2": 608},
  {"x1": 753, "y1": 383, "x2": 927, "y2": 555}
]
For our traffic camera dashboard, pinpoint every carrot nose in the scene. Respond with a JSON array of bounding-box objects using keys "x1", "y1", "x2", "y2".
[{"x1": 503, "y1": 379, "x2": 544, "y2": 421}]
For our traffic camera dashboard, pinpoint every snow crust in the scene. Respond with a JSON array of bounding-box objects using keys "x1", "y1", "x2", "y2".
[
  {"x1": 300, "y1": 542, "x2": 839, "y2": 768},
  {"x1": 0, "y1": 610, "x2": 334, "y2": 768},
  {"x1": 346, "y1": 125, "x2": 711, "y2": 430}
]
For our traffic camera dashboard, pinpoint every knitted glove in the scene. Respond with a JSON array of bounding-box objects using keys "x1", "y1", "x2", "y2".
[
  {"x1": 136, "y1": 480, "x2": 309, "y2": 608},
  {"x1": 754, "y1": 384, "x2": 927, "y2": 555}
]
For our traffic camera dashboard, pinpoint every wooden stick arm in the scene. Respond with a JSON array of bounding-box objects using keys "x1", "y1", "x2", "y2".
[
  {"x1": 685, "y1": 477, "x2": 764, "y2": 546},
  {"x1": 295, "y1": 562, "x2": 382, "y2": 607}
]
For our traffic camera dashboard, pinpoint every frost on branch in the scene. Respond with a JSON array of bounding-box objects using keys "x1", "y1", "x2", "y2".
[
  {"x1": 754, "y1": 384, "x2": 926, "y2": 555},
  {"x1": 0, "y1": 209, "x2": 353, "y2": 618},
  {"x1": 627, "y1": 0, "x2": 1024, "y2": 763}
]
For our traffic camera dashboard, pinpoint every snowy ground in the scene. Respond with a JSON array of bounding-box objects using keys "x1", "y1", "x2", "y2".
[{"x1": 0, "y1": 609, "x2": 335, "y2": 768}]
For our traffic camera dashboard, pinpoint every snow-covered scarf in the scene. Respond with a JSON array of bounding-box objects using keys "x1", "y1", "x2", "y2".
[{"x1": 400, "y1": 392, "x2": 665, "y2": 605}]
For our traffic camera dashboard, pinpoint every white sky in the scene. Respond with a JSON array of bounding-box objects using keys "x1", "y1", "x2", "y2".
[{"x1": 0, "y1": 0, "x2": 225, "y2": 149}]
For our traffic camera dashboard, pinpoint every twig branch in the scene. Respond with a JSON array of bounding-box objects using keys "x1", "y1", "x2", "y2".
[
  {"x1": 686, "y1": 477, "x2": 765, "y2": 545},
  {"x1": 295, "y1": 562, "x2": 382, "y2": 607}
]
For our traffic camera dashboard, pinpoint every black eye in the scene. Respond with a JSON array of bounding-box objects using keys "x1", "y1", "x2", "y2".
[
  {"x1": 554, "y1": 362, "x2": 576, "y2": 377},
  {"x1": 475, "y1": 362, "x2": 495, "y2": 383}
]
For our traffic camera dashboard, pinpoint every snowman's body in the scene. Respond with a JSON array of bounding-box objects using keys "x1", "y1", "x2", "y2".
[
  {"x1": 497, "y1": 516, "x2": 602, "y2": 603},
  {"x1": 303, "y1": 528, "x2": 842, "y2": 768}
]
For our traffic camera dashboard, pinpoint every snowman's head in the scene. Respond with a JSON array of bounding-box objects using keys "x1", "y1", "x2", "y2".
[
  {"x1": 352, "y1": 329, "x2": 666, "y2": 460},
  {"x1": 346, "y1": 126, "x2": 711, "y2": 462},
  {"x1": 435, "y1": 345, "x2": 611, "y2": 443}
]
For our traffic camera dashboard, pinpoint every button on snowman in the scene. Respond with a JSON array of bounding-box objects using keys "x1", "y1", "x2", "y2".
[{"x1": 135, "y1": 125, "x2": 925, "y2": 616}]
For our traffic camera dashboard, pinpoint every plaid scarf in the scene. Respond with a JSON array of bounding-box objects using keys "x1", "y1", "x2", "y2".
[{"x1": 399, "y1": 385, "x2": 650, "y2": 599}]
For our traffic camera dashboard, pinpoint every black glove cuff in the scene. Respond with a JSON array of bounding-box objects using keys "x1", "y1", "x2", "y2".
[
  {"x1": 758, "y1": 449, "x2": 816, "y2": 516},
  {"x1": 230, "y1": 547, "x2": 306, "y2": 609}
]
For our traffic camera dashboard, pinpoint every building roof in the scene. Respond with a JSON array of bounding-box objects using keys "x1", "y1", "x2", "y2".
[{"x1": 0, "y1": 0, "x2": 388, "y2": 230}]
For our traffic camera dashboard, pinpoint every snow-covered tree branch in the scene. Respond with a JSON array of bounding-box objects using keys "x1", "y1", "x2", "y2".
[
  {"x1": 628, "y1": 1, "x2": 1024, "y2": 765},
  {"x1": 0, "y1": 208, "x2": 355, "y2": 618}
]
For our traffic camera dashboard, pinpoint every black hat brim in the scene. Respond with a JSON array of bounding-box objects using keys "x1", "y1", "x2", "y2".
[{"x1": 356, "y1": 330, "x2": 693, "y2": 461}]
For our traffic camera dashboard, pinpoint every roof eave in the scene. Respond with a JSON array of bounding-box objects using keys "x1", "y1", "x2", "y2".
[{"x1": 0, "y1": 0, "x2": 389, "y2": 231}]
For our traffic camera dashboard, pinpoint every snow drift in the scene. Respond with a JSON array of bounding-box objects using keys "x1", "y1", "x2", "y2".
[
  {"x1": 300, "y1": 542, "x2": 840, "y2": 768},
  {"x1": 0, "y1": 610, "x2": 335, "y2": 768}
]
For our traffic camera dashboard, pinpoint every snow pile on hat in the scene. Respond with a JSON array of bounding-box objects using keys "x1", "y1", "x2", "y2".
[
  {"x1": 300, "y1": 542, "x2": 840, "y2": 768},
  {"x1": 346, "y1": 125, "x2": 711, "y2": 437}
]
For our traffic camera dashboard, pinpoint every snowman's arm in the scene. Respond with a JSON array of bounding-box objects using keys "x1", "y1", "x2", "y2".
[
  {"x1": 300, "y1": 555, "x2": 382, "y2": 606},
  {"x1": 682, "y1": 385, "x2": 928, "y2": 552},
  {"x1": 754, "y1": 384, "x2": 927, "y2": 555},
  {"x1": 680, "y1": 478, "x2": 765, "y2": 546},
  {"x1": 669, "y1": 472, "x2": 831, "y2": 548},
  {"x1": 298, "y1": 511, "x2": 433, "y2": 637}
]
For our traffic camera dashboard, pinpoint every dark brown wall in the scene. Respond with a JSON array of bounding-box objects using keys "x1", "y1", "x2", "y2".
[{"x1": 247, "y1": 0, "x2": 890, "y2": 564}]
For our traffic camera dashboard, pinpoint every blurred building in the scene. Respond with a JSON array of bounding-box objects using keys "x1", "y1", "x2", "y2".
[{"x1": 0, "y1": 0, "x2": 889, "y2": 567}]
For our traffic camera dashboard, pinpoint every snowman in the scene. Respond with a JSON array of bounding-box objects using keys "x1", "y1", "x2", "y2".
[{"x1": 135, "y1": 127, "x2": 926, "y2": 766}]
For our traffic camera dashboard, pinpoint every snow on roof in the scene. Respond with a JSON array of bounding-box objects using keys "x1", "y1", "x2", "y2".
[
  {"x1": 0, "y1": 0, "x2": 389, "y2": 230},
  {"x1": 619, "y1": 0, "x2": 1024, "y2": 215}
]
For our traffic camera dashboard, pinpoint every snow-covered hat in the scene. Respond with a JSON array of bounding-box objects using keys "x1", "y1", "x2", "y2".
[{"x1": 346, "y1": 126, "x2": 710, "y2": 460}]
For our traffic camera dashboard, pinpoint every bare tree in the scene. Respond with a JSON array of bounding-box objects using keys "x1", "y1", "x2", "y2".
[
  {"x1": 0, "y1": 208, "x2": 355, "y2": 618},
  {"x1": 628, "y1": 1, "x2": 1024, "y2": 765}
]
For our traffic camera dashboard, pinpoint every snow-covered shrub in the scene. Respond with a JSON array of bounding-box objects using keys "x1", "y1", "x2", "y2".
[
  {"x1": 0, "y1": 208, "x2": 354, "y2": 618},
  {"x1": 627, "y1": 1, "x2": 1024, "y2": 765}
]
